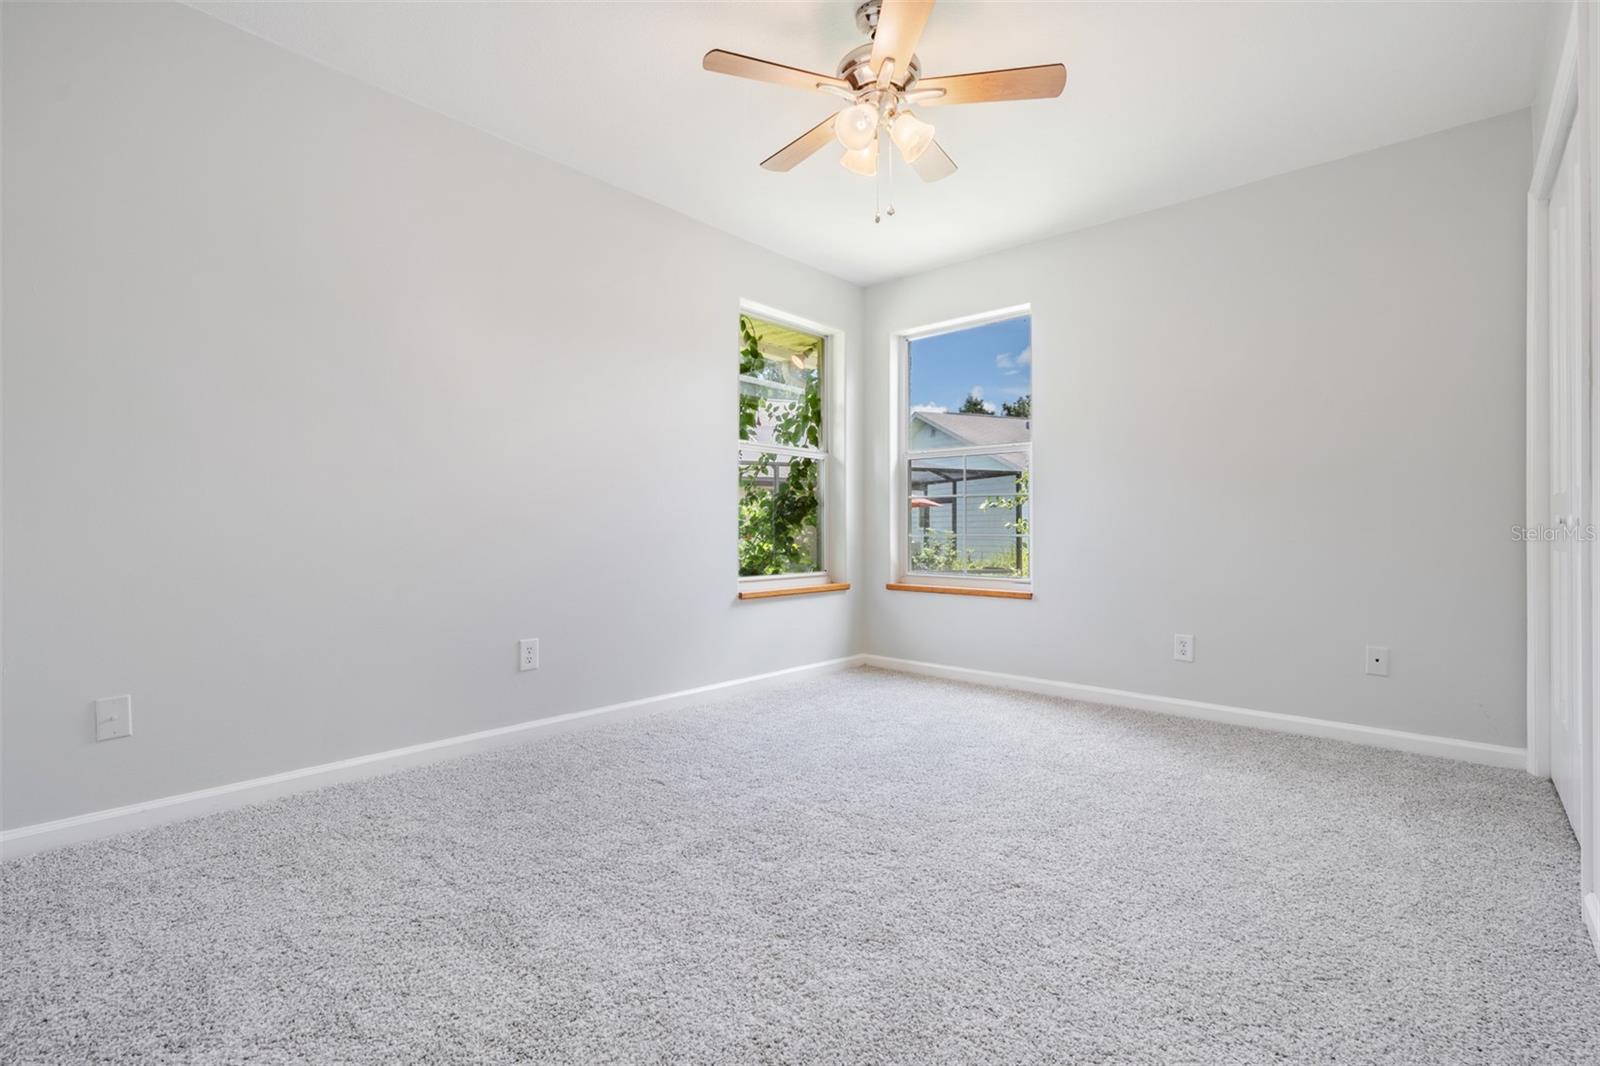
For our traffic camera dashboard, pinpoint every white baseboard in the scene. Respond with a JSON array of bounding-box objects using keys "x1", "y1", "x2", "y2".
[
  {"x1": 4, "y1": 652, "x2": 1529, "y2": 859},
  {"x1": 0, "y1": 655, "x2": 865, "y2": 860},
  {"x1": 860, "y1": 655, "x2": 1528, "y2": 770}
]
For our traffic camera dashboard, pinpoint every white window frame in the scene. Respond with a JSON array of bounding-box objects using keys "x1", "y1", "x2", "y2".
[
  {"x1": 737, "y1": 300, "x2": 848, "y2": 593},
  {"x1": 890, "y1": 304, "x2": 1033, "y2": 591}
]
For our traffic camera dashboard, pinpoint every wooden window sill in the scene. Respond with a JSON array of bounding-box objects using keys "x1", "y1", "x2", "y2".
[
  {"x1": 885, "y1": 582, "x2": 1033, "y2": 600},
  {"x1": 738, "y1": 582, "x2": 851, "y2": 601}
]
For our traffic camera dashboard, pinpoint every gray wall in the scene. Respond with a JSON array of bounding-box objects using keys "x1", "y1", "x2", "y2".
[
  {"x1": 1, "y1": 3, "x2": 863, "y2": 828},
  {"x1": 2, "y1": 2, "x2": 1536, "y2": 831},
  {"x1": 860, "y1": 111, "x2": 1531, "y2": 747}
]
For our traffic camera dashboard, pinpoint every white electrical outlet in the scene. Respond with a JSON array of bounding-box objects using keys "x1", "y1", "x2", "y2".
[
  {"x1": 94, "y1": 695, "x2": 133, "y2": 741},
  {"x1": 1174, "y1": 634, "x2": 1194, "y2": 662},
  {"x1": 518, "y1": 638, "x2": 540, "y2": 672},
  {"x1": 1365, "y1": 645, "x2": 1390, "y2": 677}
]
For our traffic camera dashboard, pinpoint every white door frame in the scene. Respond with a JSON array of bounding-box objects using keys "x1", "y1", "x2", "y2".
[{"x1": 1526, "y1": 0, "x2": 1598, "y2": 960}]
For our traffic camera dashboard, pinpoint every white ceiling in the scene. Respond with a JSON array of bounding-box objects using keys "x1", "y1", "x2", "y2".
[{"x1": 193, "y1": 1, "x2": 1550, "y2": 286}]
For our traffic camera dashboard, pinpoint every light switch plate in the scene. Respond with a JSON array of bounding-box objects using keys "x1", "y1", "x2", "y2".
[{"x1": 94, "y1": 695, "x2": 133, "y2": 741}]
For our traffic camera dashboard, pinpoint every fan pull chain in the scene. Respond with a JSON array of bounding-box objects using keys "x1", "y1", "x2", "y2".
[
  {"x1": 887, "y1": 138, "x2": 897, "y2": 218},
  {"x1": 876, "y1": 124, "x2": 889, "y2": 224},
  {"x1": 886, "y1": 126, "x2": 896, "y2": 218},
  {"x1": 876, "y1": 153, "x2": 889, "y2": 222},
  {"x1": 873, "y1": 126, "x2": 896, "y2": 224}
]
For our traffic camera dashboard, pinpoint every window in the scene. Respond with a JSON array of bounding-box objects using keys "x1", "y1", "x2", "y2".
[
  {"x1": 897, "y1": 310, "x2": 1031, "y2": 587},
  {"x1": 737, "y1": 309, "x2": 838, "y2": 588}
]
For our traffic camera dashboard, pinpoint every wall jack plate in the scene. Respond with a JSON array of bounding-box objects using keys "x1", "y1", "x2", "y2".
[
  {"x1": 519, "y1": 638, "x2": 540, "y2": 672},
  {"x1": 1365, "y1": 645, "x2": 1390, "y2": 677},
  {"x1": 94, "y1": 695, "x2": 133, "y2": 741}
]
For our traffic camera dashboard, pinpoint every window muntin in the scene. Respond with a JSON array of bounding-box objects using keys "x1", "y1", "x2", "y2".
[
  {"x1": 902, "y1": 313, "x2": 1032, "y2": 582},
  {"x1": 908, "y1": 452, "x2": 1029, "y2": 576},
  {"x1": 738, "y1": 314, "x2": 827, "y2": 578}
]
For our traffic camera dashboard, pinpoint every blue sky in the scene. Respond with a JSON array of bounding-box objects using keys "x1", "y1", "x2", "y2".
[{"x1": 907, "y1": 316, "x2": 1032, "y2": 415}]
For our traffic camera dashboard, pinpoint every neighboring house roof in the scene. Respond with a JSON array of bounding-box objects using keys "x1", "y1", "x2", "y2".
[
  {"x1": 911, "y1": 411, "x2": 1031, "y2": 448},
  {"x1": 909, "y1": 411, "x2": 1030, "y2": 478}
]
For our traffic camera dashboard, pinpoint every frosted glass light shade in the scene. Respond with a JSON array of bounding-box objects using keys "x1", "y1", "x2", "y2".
[
  {"x1": 840, "y1": 139, "x2": 879, "y2": 177},
  {"x1": 833, "y1": 103, "x2": 879, "y2": 151},
  {"x1": 890, "y1": 110, "x2": 935, "y2": 163}
]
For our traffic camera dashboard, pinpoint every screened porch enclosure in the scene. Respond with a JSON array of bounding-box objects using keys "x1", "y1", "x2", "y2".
[{"x1": 908, "y1": 451, "x2": 1030, "y2": 578}]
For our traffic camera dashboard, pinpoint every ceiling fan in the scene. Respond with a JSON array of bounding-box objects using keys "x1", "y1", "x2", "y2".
[{"x1": 703, "y1": 0, "x2": 1066, "y2": 183}]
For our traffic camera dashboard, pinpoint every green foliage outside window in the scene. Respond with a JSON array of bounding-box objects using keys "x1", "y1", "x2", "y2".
[
  {"x1": 979, "y1": 467, "x2": 1030, "y2": 577},
  {"x1": 738, "y1": 314, "x2": 824, "y2": 576},
  {"x1": 909, "y1": 535, "x2": 960, "y2": 573}
]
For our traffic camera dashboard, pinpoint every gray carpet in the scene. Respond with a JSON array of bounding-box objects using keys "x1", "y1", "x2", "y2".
[{"x1": 3, "y1": 666, "x2": 1598, "y2": 1064}]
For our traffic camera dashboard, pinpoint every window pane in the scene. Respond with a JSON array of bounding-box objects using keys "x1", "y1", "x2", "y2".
[
  {"x1": 907, "y1": 315, "x2": 1030, "y2": 452},
  {"x1": 908, "y1": 451, "x2": 1029, "y2": 578},
  {"x1": 739, "y1": 448, "x2": 823, "y2": 576},
  {"x1": 740, "y1": 314, "x2": 824, "y2": 451}
]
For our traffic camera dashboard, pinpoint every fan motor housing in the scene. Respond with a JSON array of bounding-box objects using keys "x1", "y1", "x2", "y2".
[
  {"x1": 854, "y1": 0, "x2": 881, "y2": 36},
  {"x1": 836, "y1": 43, "x2": 921, "y2": 91}
]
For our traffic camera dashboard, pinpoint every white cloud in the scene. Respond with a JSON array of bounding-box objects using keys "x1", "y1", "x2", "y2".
[
  {"x1": 910, "y1": 403, "x2": 948, "y2": 414},
  {"x1": 995, "y1": 347, "x2": 1032, "y2": 370},
  {"x1": 969, "y1": 386, "x2": 985, "y2": 399}
]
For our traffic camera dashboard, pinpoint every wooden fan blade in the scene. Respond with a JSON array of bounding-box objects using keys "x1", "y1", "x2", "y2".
[
  {"x1": 910, "y1": 140, "x2": 956, "y2": 182},
  {"x1": 913, "y1": 64, "x2": 1067, "y2": 106},
  {"x1": 703, "y1": 49, "x2": 850, "y2": 94},
  {"x1": 869, "y1": 0, "x2": 934, "y2": 88},
  {"x1": 761, "y1": 116, "x2": 837, "y2": 172}
]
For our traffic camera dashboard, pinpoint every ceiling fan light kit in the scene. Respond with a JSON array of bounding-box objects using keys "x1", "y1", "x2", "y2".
[
  {"x1": 834, "y1": 102, "x2": 880, "y2": 151},
  {"x1": 703, "y1": 0, "x2": 1067, "y2": 215},
  {"x1": 840, "y1": 139, "x2": 880, "y2": 177},
  {"x1": 889, "y1": 109, "x2": 935, "y2": 163}
]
